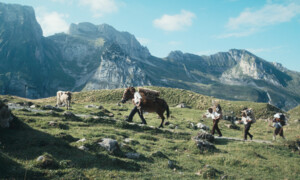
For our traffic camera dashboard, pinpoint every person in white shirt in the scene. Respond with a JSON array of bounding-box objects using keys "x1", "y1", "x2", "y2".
[
  {"x1": 240, "y1": 110, "x2": 253, "y2": 140},
  {"x1": 133, "y1": 91, "x2": 142, "y2": 107},
  {"x1": 203, "y1": 107, "x2": 222, "y2": 137},
  {"x1": 126, "y1": 88, "x2": 147, "y2": 124}
]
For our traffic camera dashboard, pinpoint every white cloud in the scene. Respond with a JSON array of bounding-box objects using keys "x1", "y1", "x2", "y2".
[
  {"x1": 79, "y1": 0, "x2": 120, "y2": 17},
  {"x1": 153, "y1": 10, "x2": 196, "y2": 31},
  {"x1": 220, "y1": 2, "x2": 300, "y2": 38},
  {"x1": 137, "y1": 37, "x2": 151, "y2": 46},
  {"x1": 227, "y1": 3, "x2": 300, "y2": 30},
  {"x1": 36, "y1": 7, "x2": 69, "y2": 36},
  {"x1": 216, "y1": 28, "x2": 257, "y2": 38}
]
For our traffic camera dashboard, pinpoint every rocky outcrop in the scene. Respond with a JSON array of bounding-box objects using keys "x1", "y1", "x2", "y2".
[
  {"x1": 0, "y1": 100, "x2": 14, "y2": 128},
  {"x1": 98, "y1": 138, "x2": 120, "y2": 154},
  {"x1": 83, "y1": 43, "x2": 152, "y2": 90},
  {"x1": 68, "y1": 22, "x2": 150, "y2": 60},
  {"x1": 220, "y1": 50, "x2": 285, "y2": 87},
  {"x1": 0, "y1": 2, "x2": 74, "y2": 98}
]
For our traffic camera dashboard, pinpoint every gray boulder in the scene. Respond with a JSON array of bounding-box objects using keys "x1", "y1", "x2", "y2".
[
  {"x1": 189, "y1": 122, "x2": 197, "y2": 130},
  {"x1": 84, "y1": 104, "x2": 99, "y2": 109},
  {"x1": 197, "y1": 123, "x2": 210, "y2": 131},
  {"x1": 193, "y1": 131, "x2": 215, "y2": 143},
  {"x1": 63, "y1": 111, "x2": 80, "y2": 121},
  {"x1": 195, "y1": 140, "x2": 216, "y2": 151},
  {"x1": 176, "y1": 103, "x2": 186, "y2": 108},
  {"x1": 48, "y1": 121, "x2": 58, "y2": 127},
  {"x1": 78, "y1": 145, "x2": 89, "y2": 151},
  {"x1": 125, "y1": 152, "x2": 140, "y2": 159},
  {"x1": 98, "y1": 138, "x2": 120, "y2": 153},
  {"x1": 35, "y1": 154, "x2": 58, "y2": 169},
  {"x1": 0, "y1": 100, "x2": 14, "y2": 128},
  {"x1": 168, "y1": 160, "x2": 175, "y2": 169}
]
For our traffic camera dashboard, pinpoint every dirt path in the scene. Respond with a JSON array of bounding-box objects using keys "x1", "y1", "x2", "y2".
[{"x1": 215, "y1": 136, "x2": 273, "y2": 144}]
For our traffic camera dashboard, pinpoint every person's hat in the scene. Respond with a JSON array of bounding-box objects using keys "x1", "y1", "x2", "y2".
[{"x1": 274, "y1": 113, "x2": 280, "y2": 119}]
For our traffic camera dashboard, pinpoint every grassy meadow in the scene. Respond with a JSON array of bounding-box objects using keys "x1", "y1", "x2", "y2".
[{"x1": 0, "y1": 87, "x2": 299, "y2": 179}]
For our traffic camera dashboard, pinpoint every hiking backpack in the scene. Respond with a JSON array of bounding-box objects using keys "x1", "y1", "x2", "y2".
[
  {"x1": 246, "y1": 109, "x2": 256, "y2": 123},
  {"x1": 279, "y1": 113, "x2": 287, "y2": 126}
]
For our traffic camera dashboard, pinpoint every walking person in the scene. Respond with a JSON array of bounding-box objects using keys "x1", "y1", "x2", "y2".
[
  {"x1": 124, "y1": 87, "x2": 147, "y2": 124},
  {"x1": 203, "y1": 106, "x2": 222, "y2": 137},
  {"x1": 240, "y1": 108, "x2": 254, "y2": 141},
  {"x1": 271, "y1": 113, "x2": 286, "y2": 140}
]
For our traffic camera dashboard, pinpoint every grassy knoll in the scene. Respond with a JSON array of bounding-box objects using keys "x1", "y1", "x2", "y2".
[{"x1": 0, "y1": 87, "x2": 299, "y2": 179}]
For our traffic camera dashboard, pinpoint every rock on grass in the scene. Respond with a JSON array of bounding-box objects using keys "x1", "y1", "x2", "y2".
[
  {"x1": 98, "y1": 138, "x2": 122, "y2": 155},
  {"x1": 193, "y1": 131, "x2": 215, "y2": 143},
  {"x1": 195, "y1": 165, "x2": 222, "y2": 178},
  {"x1": 35, "y1": 153, "x2": 58, "y2": 169},
  {"x1": 0, "y1": 100, "x2": 15, "y2": 128}
]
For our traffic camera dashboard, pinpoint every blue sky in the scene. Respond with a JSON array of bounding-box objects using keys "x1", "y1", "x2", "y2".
[{"x1": 2, "y1": 0, "x2": 300, "y2": 72}]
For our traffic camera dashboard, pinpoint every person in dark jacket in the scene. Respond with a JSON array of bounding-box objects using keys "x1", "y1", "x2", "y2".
[{"x1": 272, "y1": 113, "x2": 286, "y2": 140}]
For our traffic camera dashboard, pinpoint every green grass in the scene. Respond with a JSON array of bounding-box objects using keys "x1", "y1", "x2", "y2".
[
  {"x1": 0, "y1": 87, "x2": 299, "y2": 179},
  {"x1": 288, "y1": 105, "x2": 300, "y2": 121}
]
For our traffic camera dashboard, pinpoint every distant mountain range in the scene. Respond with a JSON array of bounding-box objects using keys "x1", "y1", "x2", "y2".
[{"x1": 1, "y1": 2, "x2": 300, "y2": 111}]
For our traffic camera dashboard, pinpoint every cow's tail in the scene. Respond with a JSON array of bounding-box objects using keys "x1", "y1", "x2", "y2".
[{"x1": 164, "y1": 100, "x2": 170, "y2": 119}]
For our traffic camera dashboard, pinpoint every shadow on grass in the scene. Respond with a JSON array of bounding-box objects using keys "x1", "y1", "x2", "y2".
[
  {"x1": 0, "y1": 118, "x2": 141, "y2": 179},
  {"x1": 0, "y1": 151, "x2": 45, "y2": 179},
  {"x1": 115, "y1": 121, "x2": 191, "y2": 140},
  {"x1": 214, "y1": 138, "x2": 231, "y2": 145}
]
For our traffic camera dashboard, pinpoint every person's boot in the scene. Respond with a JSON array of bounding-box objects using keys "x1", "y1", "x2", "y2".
[
  {"x1": 125, "y1": 117, "x2": 133, "y2": 122},
  {"x1": 250, "y1": 135, "x2": 253, "y2": 140}
]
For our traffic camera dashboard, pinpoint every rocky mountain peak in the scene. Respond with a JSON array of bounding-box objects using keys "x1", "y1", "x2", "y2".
[
  {"x1": 69, "y1": 22, "x2": 98, "y2": 37},
  {"x1": 167, "y1": 50, "x2": 184, "y2": 61},
  {"x1": 0, "y1": 2, "x2": 42, "y2": 40},
  {"x1": 228, "y1": 49, "x2": 251, "y2": 62},
  {"x1": 68, "y1": 22, "x2": 150, "y2": 60}
]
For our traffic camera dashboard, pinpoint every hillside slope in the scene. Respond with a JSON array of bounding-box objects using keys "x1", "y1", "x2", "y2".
[
  {"x1": 0, "y1": 88, "x2": 299, "y2": 179},
  {"x1": 288, "y1": 105, "x2": 300, "y2": 121}
]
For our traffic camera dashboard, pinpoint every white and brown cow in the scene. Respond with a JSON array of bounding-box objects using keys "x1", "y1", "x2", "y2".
[{"x1": 56, "y1": 91, "x2": 72, "y2": 110}]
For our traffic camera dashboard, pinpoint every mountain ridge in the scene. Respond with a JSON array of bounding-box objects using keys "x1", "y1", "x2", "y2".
[{"x1": 0, "y1": 2, "x2": 300, "y2": 111}]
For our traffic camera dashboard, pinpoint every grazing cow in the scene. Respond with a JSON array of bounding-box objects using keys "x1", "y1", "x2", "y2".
[{"x1": 56, "y1": 91, "x2": 72, "y2": 110}]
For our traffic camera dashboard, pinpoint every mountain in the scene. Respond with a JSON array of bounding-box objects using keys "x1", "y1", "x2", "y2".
[
  {"x1": 1, "y1": 2, "x2": 300, "y2": 111},
  {"x1": 48, "y1": 22, "x2": 152, "y2": 91},
  {"x1": 159, "y1": 49, "x2": 300, "y2": 110},
  {"x1": 0, "y1": 2, "x2": 74, "y2": 98}
]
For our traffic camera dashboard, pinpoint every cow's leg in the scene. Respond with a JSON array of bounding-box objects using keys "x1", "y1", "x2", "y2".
[
  {"x1": 56, "y1": 96, "x2": 59, "y2": 107},
  {"x1": 158, "y1": 112, "x2": 165, "y2": 128}
]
